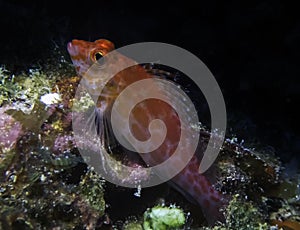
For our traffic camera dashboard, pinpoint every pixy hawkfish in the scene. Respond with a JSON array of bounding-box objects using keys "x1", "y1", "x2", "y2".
[{"x1": 67, "y1": 39, "x2": 228, "y2": 225}]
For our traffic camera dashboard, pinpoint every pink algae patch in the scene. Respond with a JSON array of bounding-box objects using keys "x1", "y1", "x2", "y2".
[{"x1": 0, "y1": 106, "x2": 23, "y2": 151}]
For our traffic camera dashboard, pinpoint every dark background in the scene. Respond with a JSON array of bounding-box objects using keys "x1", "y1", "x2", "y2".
[{"x1": 0, "y1": 0, "x2": 299, "y2": 166}]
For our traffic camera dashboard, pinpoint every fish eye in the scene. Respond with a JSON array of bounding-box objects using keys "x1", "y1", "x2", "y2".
[
  {"x1": 94, "y1": 52, "x2": 103, "y2": 61},
  {"x1": 91, "y1": 51, "x2": 105, "y2": 65}
]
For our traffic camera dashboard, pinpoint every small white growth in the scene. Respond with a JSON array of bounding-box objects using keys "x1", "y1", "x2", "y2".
[
  {"x1": 134, "y1": 184, "x2": 142, "y2": 197},
  {"x1": 40, "y1": 174, "x2": 46, "y2": 182},
  {"x1": 40, "y1": 93, "x2": 61, "y2": 105},
  {"x1": 228, "y1": 137, "x2": 238, "y2": 144}
]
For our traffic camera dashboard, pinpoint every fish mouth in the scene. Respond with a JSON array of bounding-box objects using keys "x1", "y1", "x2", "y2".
[{"x1": 67, "y1": 41, "x2": 76, "y2": 56}]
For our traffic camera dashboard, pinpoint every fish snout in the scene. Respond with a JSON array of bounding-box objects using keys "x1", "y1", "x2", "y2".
[{"x1": 67, "y1": 41, "x2": 77, "y2": 56}]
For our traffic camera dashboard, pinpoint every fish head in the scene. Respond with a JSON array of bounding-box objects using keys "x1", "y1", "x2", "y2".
[{"x1": 67, "y1": 39, "x2": 115, "y2": 77}]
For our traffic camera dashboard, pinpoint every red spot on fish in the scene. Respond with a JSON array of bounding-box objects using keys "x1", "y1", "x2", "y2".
[
  {"x1": 210, "y1": 195, "x2": 220, "y2": 203},
  {"x1": 203, "y1": 199, "x2": 210, "y2": 209},
  {"x1": 202, "y1": 183, "x2": 208, "y2": 194}
]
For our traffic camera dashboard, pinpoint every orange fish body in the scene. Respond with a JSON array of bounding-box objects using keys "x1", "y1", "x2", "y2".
[{"x1": 68, "y1": 39, "x2": 227, "y2": 225}]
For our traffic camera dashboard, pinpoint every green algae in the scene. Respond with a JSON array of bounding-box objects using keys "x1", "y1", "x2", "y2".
[
  {"x1": 143, "y1": 205, "x2": 186, "y2": 230},
  {"x1": 0, "y1": 64, "x2": 107, "y2": 228},
  {"x1": 0, "y1": 67, "x2": 16, "y2": 106},
  {"x1": 123, "y1": 221, "x2": 144, "y2": 230},
  {"x1": 0, "y1": 67, "x2": 56, "y2": 112},
  {"x1": 223, "y1": 194, "x2": 269, "y2": 230},
  {"x1": 79, "y1": 168, "x2": 106, "y2": 216},
  {"x1": 200, "y1": 194, "x2": 272, "y2": 230}
]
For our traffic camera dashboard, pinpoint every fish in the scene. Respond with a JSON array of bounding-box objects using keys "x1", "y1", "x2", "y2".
[{"x1": 67, "y1": 39, "x2": 228, "y2": 225}]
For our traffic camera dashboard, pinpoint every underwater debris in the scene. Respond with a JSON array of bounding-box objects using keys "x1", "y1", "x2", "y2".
[{"x1": 143, "y1": 205, "x2": 186, "y2": 230}]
